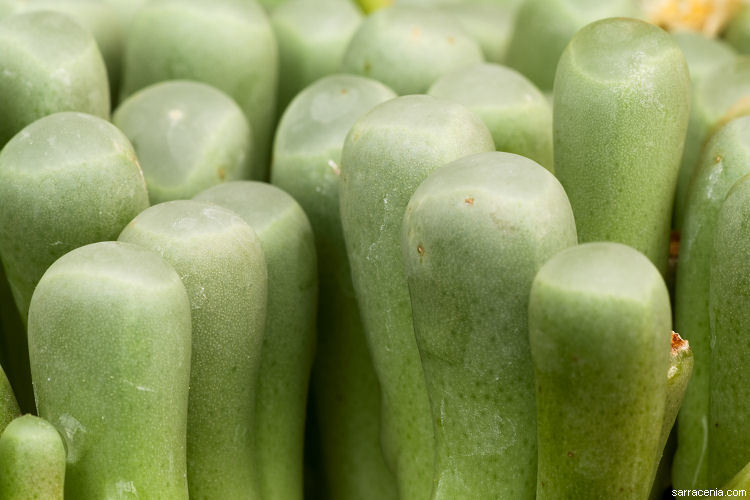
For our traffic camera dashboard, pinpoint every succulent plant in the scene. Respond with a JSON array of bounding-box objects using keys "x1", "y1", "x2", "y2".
[
  {"x1": 119, "y1": 201, "x2": 267, "y2": 499},
  {"x1": 339, "y1": 94, "x2": 494, "y2": 498},
  {"x1": 28, "y1": 242, "x2": 192, "y2": 498},
  {"x1": 403, "y1": 151, "x2": 576, "y2": 498}
]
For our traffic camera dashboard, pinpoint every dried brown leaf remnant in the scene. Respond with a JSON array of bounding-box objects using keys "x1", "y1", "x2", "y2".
[{"x1": 672, "y1": 331, "x2": 690, "y2": 356}]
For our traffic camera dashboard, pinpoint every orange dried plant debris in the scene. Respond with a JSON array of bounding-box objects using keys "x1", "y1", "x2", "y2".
[{"x1": 645, "y1": 0, "x2": 743, "y2": 36}]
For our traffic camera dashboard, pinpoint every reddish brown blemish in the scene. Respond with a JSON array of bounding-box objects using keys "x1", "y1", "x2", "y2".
[
  {"x1": 417, "y1": 244, "x2": 425, "y2": 256},
  {"x1": 218, "y1": 168, "x2": 226, "y2": 180},
  {"x1": 671, "y1": 331, "x2": 689, "y2": 355},
  {"x1": 670, "y1": 230, "x2": 680, "y2": 262},
  {"x1": 465, "y1": 197, "x2": 474, "y2": 205},
  {"x1": 567, "y1": 451, "x2": 575, "y2": 458},
  {"x1": 715, "y1": 155, "x2": 722, "y2": 164},
  {"x1": 341, "y1": 88, "x2": 348, "y2": 95}
]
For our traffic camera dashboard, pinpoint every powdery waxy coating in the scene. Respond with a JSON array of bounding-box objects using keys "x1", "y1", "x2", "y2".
[
  {"x1": 10, "y1": 0, "x2": 124, "y2": 102},
  {"x1": 271, "y1": 0, "x2": 362, "y2": 113},
  {"x1": 672, "y1": 31, "x2": 737, "y2": 230},
  {"x1": 0, "y1": 112, "x2": 149, "y2": 325},
  {"x1": 0, "y1": 364, "x2": 20, "y2": 435},
  {"x1": 118, "y1": 201, "x2": 267, "y2": 500},
  {"x1": 708, "y1": 173, "x2": 750, "y2": 487},
  {"x1": 0, "y1": 10, "x2": 109, "y2": 147},
  {"x1": 113, "y1": 80, "x2": 252, "y2": 204},
  {"x1": 28, "y1": 241, "x2": 192, "y2": 499},
  {"x1": 674, "y1": 57, "x2": 750, "y2": 229},
  {"x1": 271, "y1": 74, "x2": 398, "y2": 500},
  {"x1": 554, "y1": 17, "x2": 690, "y2": 275},
  {"x1": 672, "y1": 31, "x2": 736, "y2": 85},
  {"x1": 670, "y1": 31, "x2": 735, "y2": 229},
  {"x1": 194, "y1": 181, "x2": 317, "y2": 500},
  {"x1": 505, "y1": 0, "x2": 642, "y2": 91},
  {"x1": 672, "y1": 116, "x2": 750, "y2": 490},
  {"x1": 529, "y1": 242, "x2": 672, "y2": 499},
  {"x1": 0, "y1": 415, "x2": 65, "y2": 500},
  {"x1": 339, "y1": 94, "x2": 494, "y2": 500},
  {"x1": 440, "y1": 3, "x2": 515, "y2": 64},
  {"x1": 402, "y1": 152, "x2": 577, "y2": 499},
  {"x1": 428, "y1": 62, "x2": 553, "y2": 170},
  {"x1": 341, "y1": 5, "x2": 484, "y2": 96},
  {"x1": 121, "y1": 0, "x2": 277, "y2": 179}
]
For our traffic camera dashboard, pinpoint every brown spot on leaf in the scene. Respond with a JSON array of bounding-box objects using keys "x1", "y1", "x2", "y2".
[
  {"x1": 715, "y1": 155, "x2": 722, "y2": 164},
  {"x1": 218, "y1": 168, "x2": 226, "y2": 180},
  {"x1": 417, "y1": 244, "x2": 425, "y2": 256},
  {"x1": 341, "y1": 88, "x2": 348, "y2": 95},
  {"x1": 567, "y1": 451, "x2": 575, "y2": 457},
  {"x1": 447, "y1": 36, "x2": 455, "y2": 44},
  {"x1": 670, "y1": 230, "x2": 680, "y2": 263},
  {"x1": 363, "y1": 61, "x2": 371, "y2": 75},
  {"x1": 671, "y1": 331, "x2": 689, "y2": 355},
  {"x1": 465, "y1": 197, "x2": 474, "y2": 205}
]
